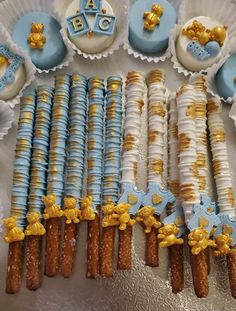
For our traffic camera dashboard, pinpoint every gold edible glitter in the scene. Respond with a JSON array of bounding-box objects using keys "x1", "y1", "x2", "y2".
[
  {"x1": 123, "y1": 134, "x2": 136, "y2": 151},
  {"x1": 179, "y1": 133, "x2": 191, "y2": 151},
  {"x1": 149, "y1": 102, "x2": 166, "y2": 117},
  {"x1": 186, "y1": 103, "x2": 196, "y2": 119},
  {"x1": 148, "y1": 130, "x2": 158, "y2": 143},
  {"x1": 227, "y1": 187, "x2": 235, "y2": 207},
  {"x1": 152, "y1": 159, "x2": 164, "y2": 175},
  {"x1": 197, "y1": 153, "x2": 206, "y2": 168}
]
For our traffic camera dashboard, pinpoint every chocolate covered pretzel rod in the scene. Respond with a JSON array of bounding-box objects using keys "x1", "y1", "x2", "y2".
[
  {"x1": 207, "y1": 97, "x2": 236, "y2": 299},
  {"x1": 61, "y1": 74, "x2": 88, "y2": 278},
  {"x1": 25, "y1": 86, "x2": 54, "y2": 290},
  {"x1": 117, "y1": 71, "x2": 145, "y2": 270},
  {"x1": 140, "y1": 70, "x2": 174, "y2": 267},
  {"x1": 100, "y1": 76, "x2": 123, "y2": 277},
  {"x1": 43, "y1": 75, "x2": 70, "y2": 277},
  {"x1": 85, "y1": 77, "x2": 105, "y2": 278},
  {"x1": 176, "y1": 84, "x2": 218, "y2": 298},
  {"x1": 4, "y1": 87, "x2": 36, "y2": 294},
  {"x1": 192, "y1": 77, "x2": 217, "y2": 277},
  {"x1": 166, "y1": 92, "x2": 184, "y2": 293}
]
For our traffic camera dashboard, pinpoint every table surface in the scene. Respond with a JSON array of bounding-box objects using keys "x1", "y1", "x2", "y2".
[{"x1": 1, "y1": 27, "x2": 236, "y2": 311}]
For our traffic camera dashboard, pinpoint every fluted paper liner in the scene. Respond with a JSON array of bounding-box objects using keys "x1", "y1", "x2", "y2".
[{"x1": 0, "y1": 0, "x2": 75, "y2": 73}]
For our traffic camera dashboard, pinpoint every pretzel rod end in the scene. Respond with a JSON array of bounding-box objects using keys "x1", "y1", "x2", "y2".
[
  {"x1": 6, "y1": 241, "x2": 23, "y2": 294},
  {"x1": 227, "y1": 246, "x2": 236, "y2": 299},
  {"x1": 169, "y1": 244, "x2": 184, "y2": 294},
  {"x1": 189, "y1": 247, "x2": 209, "y2": 298},
  {"x1": 100, "y1": 226, "x2": 115, "y2": 278},
  {"x1": 26, "y1": 235, "x2": 42, "y2": 290},
  {"x1": 44, "y1": 218, "x2": 61, "y2": 277},
  {"x1": 145, "y1": 226, "x2": 159, "y2": 267},
  {"x1": 61, "y1": 222, "x2": 78, "y2": 278},
  {"x1": 118, "y1": 226, "x2": 132, "y2": 270},
  {"x1": 87, "y1": 214, "x2": 100, "y2": 278}
]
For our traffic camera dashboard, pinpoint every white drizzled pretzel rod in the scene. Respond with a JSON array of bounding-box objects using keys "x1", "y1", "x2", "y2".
[
  {"x1": 207, "y1": 97, "x2": 236, "y2": 299},
  {"x1": 117, "y1": 71, "x2": 146, "y2": 270},
  {"x1": 176, "y1": 84, "x2": 214, "y2": 298},
  {"x1": 166, "y1": 92, "x2": 184, "y2": 293}
]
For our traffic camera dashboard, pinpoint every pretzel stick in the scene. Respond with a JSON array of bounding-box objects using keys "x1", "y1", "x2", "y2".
[
  {"x1": 176, "y1": 84, "x2": 209, "y2": 298},
  {"x1": 25, "y1": 86, "x2": 54, "y2": 289},
  {"x1": 167, "y1": 93, "x2": 184, "y2": 293},
  {"x1": 145, "y1": 216, "x2": 160, "y2": 267},
  {"x1": 117, "y1": 71, "x2": 146, "y2": 270},
  {"x1": 4, "y1": 88, "x2": 36, "y2": 294},
  {"x1": 100, "y1": 76, "x2": 123, "y2": 277},
  {"x1": 61, "y1": 74, "x2": 88, "y2": 278},
  {"x1": 86, "y1": 77, "x2": 105, "y2": 278},
  {"x1": 6, "y1": 241, "x2": 23, "y2": 294},
  {"x1": 207, "y1": 97, "x2": 236, "y2": 299},
  {"x1": 44, "y1": 75, "x2": 70, "y2": 277}
]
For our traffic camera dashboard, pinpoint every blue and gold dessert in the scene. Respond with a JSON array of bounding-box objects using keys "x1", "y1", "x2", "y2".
[
  {"x1": 176, "y1": 16, "x2": 228, "y2": 72},
  {"x1": 65, "y1": 0, "x2": 117, "y2": 53},
  {"x1": 0, "y1": 44, "x2": 26, "y2": 101},
  {"x1": 215, "y1": 53, "x2": 236, "y2": 99},
  {"x1": 129, "y1": 0, "x2": 176, "y2": 54},
  {"x1": 12, "y1": 12, "x2": 67, "y2": 70}
]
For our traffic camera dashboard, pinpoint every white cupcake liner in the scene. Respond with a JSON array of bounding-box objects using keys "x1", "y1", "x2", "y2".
[
  {"x1": 0, "y1": 23, "x2": 36, "y2": 109},
  {"x1": 0, "y1": 0, "x2": 75, "y2": 74},
  {"x1": 123, "y1": 0, "x2": 182, "y2": 64},
  {"x1": 53, "y1": 0, "x2": 129, "y2": 60},
  {"x1": 0, "y1": 101, "x2": 14, "y2": 141},
  {"x1": 169, "y1": 24, "x2": 231, "y2": 77}
]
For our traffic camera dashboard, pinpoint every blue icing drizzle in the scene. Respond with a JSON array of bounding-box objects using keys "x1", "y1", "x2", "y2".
[
  {"x1": 87, "y1": 77, "x2": 105, "y2": 208},
  {"x1": 129, "y1": 0, "x2": 177, "y2": 54},
  {"x1": 28, "y1": 86, "x2": 54, "y2": 218},
  {"x1": 187, "y1": 204, "x2": 220, "y2": 233},
  {"x1": 163, "y1": 204, "x2": 185, "y2": 237},
  {"x1": 214, "y1": 213, "x2": 236, "y2": 246},
  {"x1": 102, "y1": 76, "x2": 123, "y2": 204},
  {"x1": 118, "y1": 182, "x2": 145, "y2": 215},
  {"x1": 142, "y1": 183, "x2": 175, "y2": 215},
  {"x1": 12, "y1": 12, "x2": 67, "y2": 70},
  {"x1": 215, "y1": 52, "x2": 236, "y2": 99},
  {"x1": 47, "y1": 75, "x2": 70, "y2": 205},
  {"x1": 0, "y1": 44, "x2": 25, "y2": 92},
  {"x1": 64, "y1": 74, "x2": 87, "y2": 205},
  {"x1": 11, "y1": 87, "x2": 36, "y2": 230}
]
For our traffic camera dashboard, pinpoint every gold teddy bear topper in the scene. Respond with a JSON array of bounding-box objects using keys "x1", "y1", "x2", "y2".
[
  {"x1": 143, "y1": 4, "x2": 164, "y2": 31},
  {"x1": 28, "y1": 23, "x2": 46, "y2": 49}
]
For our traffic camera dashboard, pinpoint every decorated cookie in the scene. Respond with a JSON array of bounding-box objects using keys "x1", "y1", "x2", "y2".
[
  {"x1": 215, "y1": 53, "x2": 236, "y2": 99},
  {"x1": 12, "y1": 12, "x2": 67, "y2": 70},
  {"x1": 0, "y1": 44, "x2": 26, "y2": 101},
  {"x1": 65, "y1": 0, "x2": 117, "y2": 53},
  {"x1": 176, "y1": 16, "x2": 228, "y2": 72},
  {"x1": 129, "y1": 0, "x2": 176, "y2": 54}
]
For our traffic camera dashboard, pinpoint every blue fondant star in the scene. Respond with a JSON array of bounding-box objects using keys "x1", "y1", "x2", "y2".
[
  {"x1": 163, "y1": 203, "x2": 186, "y2": 237},
  {"x1": 214, "y1": 213, "x2": 236, "y2": 246},
  {"x1": 141, "y1": 183, "x2": 175, "y2": 216},
  {"x1": 188, "y1": 205, "x2": 220, "y2": 233},
  {"x1": 118, "y1": 183, "x2": 145, "y2": 215}
]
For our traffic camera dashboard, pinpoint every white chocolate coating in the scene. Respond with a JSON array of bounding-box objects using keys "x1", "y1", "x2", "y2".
[
  {"x1": 176, "y1": 16, "x2": 228, "y2": 72},
  {"x1": 177, "y1": 85, "x2": 200, "y2": 222},
  {"x1": 121, "y1": 72, "x2": 146, "y2": 185},
  {"x1": 192, "y1": 77, "x2": 208, "y2": 195},
  {"x1": 168, "y1": 92, "x2": 180, "y2": 213},
  {"x1": 65, "y1": 0, "x2": 116, "y2": 53},
  {"x1": 207, "y1": 97, "x2": 235, "y2": 219},
  {"x1": 0, "y1": 64, "x2": 26, "y2": 101},
  {"x1": 147, "y1": 70, "x2": 167, "y2": 185}
]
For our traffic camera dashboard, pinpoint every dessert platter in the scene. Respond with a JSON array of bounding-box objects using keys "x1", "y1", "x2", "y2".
[{"x1": 1, "y1": 0, "x2": 236, "y2": 310}]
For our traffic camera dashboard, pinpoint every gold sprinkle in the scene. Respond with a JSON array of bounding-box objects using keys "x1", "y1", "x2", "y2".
[
  {"x1": 123, "y1": 134, "x2": 136, "y2": 151},
  {"x1": 186, "y1": 103, "x2": 196, "y2": 118},
  {"x1": 197, "y1": 153, "x2": 206, "y2": 168},
  {"x1": 148, "y1": 130, "x2": 158, "y2": 143},
  {"x1": 207, "y1": 100, "x2": 219, "y2": 113},
  {"x1": 149, "y1": 102, "x2": 166, "y2": 117},
  {"x1": 212, "y1": 129, "x2": 226, "y2": 142},
  {"x1": 179, "y1": 133, "x2": 191, "y2": 151},
  {"x1": 227, "y1": 187, "x2": 235, "y2": 207},
  {"x1": 152, "y1": 159, "x2": 164, "y2": 175}
]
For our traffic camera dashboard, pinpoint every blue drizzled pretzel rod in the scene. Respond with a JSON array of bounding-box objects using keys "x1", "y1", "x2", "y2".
[
  {"x1": 61, "y1": 74, "x2": 88, "y2": 278},
  {"x1": 25, "y1": 86, "x2": 54, "y2": 290},
  {"x1": 43, "y1": 74, "x2": 70, "y2": 277},
  {"x1": 86, "y1": 76, "x2": 105, "y2": 278},
  {"x1": 4, "y1": 87, "x2": 36, "y2": 294},
  {"x1": 100, "y1": 76, "x2": 123, "y2": 277}
]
